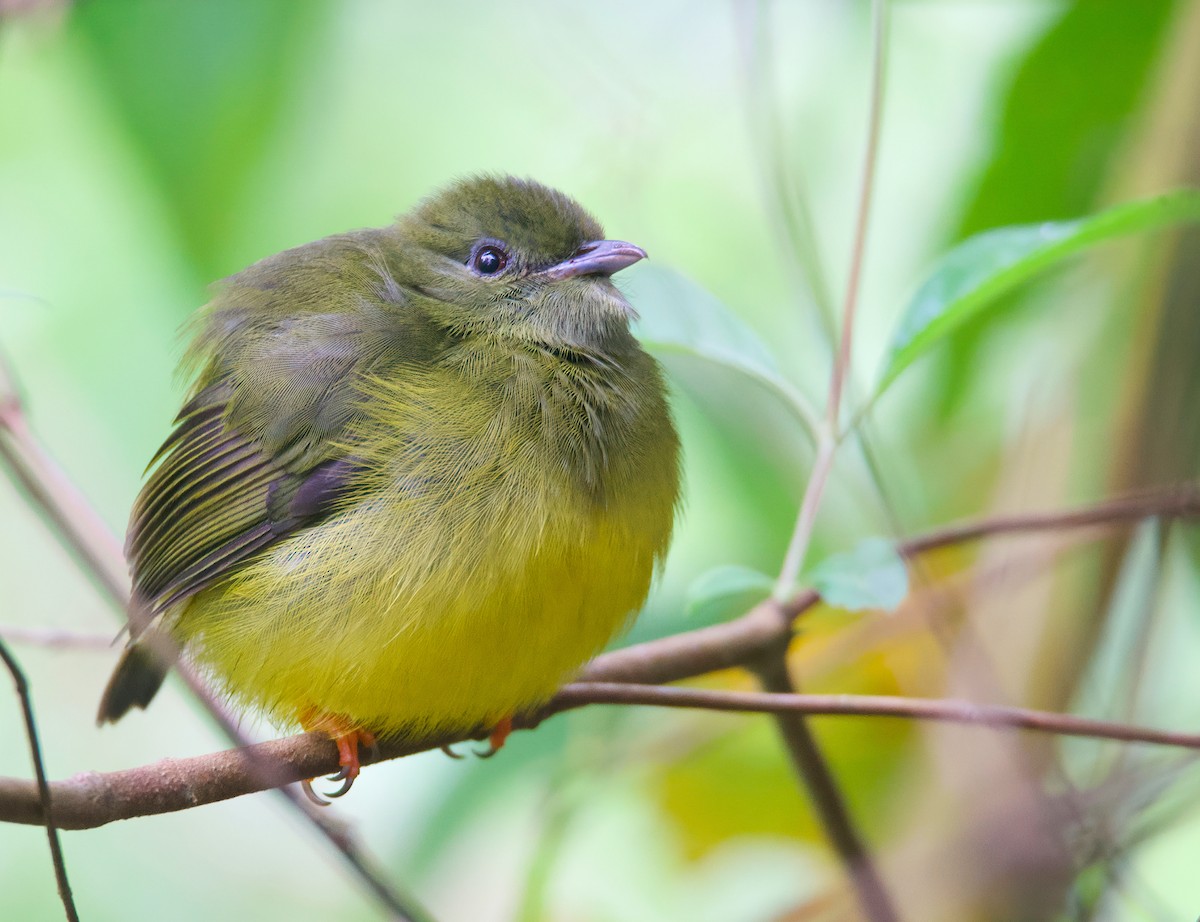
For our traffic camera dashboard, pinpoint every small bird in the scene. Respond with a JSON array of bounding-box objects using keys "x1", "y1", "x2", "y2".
[{"x1": 97, "y1": 176, "x2": 680, "y2": 796}]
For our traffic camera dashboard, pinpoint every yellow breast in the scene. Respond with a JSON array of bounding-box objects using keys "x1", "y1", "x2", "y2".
[{"x1": 179, "y1": 348, "x2": 678, "y2": 738}]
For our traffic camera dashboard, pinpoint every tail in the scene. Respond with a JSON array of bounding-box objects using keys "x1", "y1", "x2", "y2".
[{"x1": 96, "y1": 636, "x2": 172, "y2": 725}]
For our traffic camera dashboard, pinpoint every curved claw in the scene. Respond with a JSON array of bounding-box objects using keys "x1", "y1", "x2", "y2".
[
  {"x1": 300, "y1": 764, "x2": 358, "y2": 803},
  {"x1": 297, "y1": 721, "x2": 375, "y2": 803},
  {"x1": 322, "y1": 770, "x2": 356, "y2": 799},
  {"x1": 300, "y1": 779, "x2": 332, "y2": 807},
  {"x1": 441, "y1": 743, "x2": 466, "y2": 760}
]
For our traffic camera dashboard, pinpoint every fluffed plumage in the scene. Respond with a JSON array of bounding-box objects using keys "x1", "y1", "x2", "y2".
[{"x1": 98, "y1": 176, "x2": 680, "y2": 746}]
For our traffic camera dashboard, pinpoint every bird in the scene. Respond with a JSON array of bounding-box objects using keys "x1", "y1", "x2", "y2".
[{"x1": 97, "y1": 175, "x2": 681, "y2": 798}]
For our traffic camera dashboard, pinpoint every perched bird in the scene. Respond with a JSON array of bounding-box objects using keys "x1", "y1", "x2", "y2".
[{"x1": 97, "y1": 176, "x2": 680, "y2": 796}]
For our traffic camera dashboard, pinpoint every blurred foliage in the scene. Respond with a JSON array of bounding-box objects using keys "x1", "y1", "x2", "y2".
[
  {"x1": 880, "y1": 189, "x2": 1200, "y2": 395},
  {"x1": 935, "y1": 0, "x2": 1179, "y2": 421},
  {"x1": 71, "y1": 0, "x2": 328, "y2": 280},
  {"x1": 3, "y1": 1, "x2": 1200, "y2": 921}
]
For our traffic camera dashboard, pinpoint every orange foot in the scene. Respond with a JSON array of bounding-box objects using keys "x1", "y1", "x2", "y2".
[
  {"x1": 475, "y1": 715, "x2": 513, "y2": 759},
  {"x1": 439, "y1": 716, "x2": 514, "y2": 760},
  {"x1": 298, "y1": 709, "x2": 376, "y2": 805}
]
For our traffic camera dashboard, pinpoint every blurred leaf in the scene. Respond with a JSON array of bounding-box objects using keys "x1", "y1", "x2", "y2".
[
  {"x1": 805, "y1": 538, "x2": 908, "y2": 612},
  {"x1": 69, "y1": 0, "x2": 328, "y2": 279},
  {"x1": 629, "y1": 265, "x2": 819, "y2": 440},
  {"x1": 658, "y1": 720, "x2": 813, "y2": 858},
  {"x1": 878, "y1": 190, "x2": 1200, "y2": 395},
  {"x1": 937, "y1": 0, "x2": 1177, "y2": 416},
  {"x1": 404, "y1": 710, "x2": 572, "y2": 878},
  {"x1": 685, "y1": 565, "x2": 774, "y2": 624},
  {"x1": 958, "y1": 2, "x2": 1177, "y2": 237},
  {"x1": 658, "y1": 650, "x2": 914, "y2": 859}
]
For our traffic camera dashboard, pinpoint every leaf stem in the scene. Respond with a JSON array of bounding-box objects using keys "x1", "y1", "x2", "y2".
[
  {"x1": 775, "y1": 0, "x2": 889, "y2": 593},
  {"x1": 774, "y1": 428, "x2": 836, "y2": 597}
]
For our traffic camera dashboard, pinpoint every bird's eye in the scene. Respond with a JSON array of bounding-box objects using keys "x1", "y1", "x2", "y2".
[{"x1": 471, "y1": 244, "x2": 509, "y2": 276}]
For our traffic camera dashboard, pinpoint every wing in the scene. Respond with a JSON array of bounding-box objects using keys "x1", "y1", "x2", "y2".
[
  {"x1": 127, "y1": 384, "x2": 360, "y2": 612},
  {"x1": 125, "y1": 230, "x2": 425, "y2": 624}
]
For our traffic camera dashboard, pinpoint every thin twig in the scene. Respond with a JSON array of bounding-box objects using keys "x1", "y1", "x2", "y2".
[
  {"x1": 557, "y1": 684, "x2": 1200, "y2": 747},
  {"x1": 900, "y1": 486, "x2": 1200, "y2": 556},
  {"x1": 0, "y1": 626, "x2": 115, "y2": 650},
  {"x1": 0, "y1": 637, "x2": 78, "y2": 922},
  {"x1": 775, "y1": 0, "x2": 890, "y2": 595},
  {"x1": 775, "y1": 429, "x2": 836, "y2": 598},
  {"x1": 827, "y1": 0, "x2": 888, "y2": 427}
]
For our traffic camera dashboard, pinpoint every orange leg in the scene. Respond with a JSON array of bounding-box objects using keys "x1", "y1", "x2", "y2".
[
  {"x1": 330, "y1": 728, "x2": 377, "y2": 791},
  {"x1": 298, "y1": 708, "x2": 376, "y2": 804},
  {"x1": 475, "y1": 715, "x2": 513, "y2": 759}
]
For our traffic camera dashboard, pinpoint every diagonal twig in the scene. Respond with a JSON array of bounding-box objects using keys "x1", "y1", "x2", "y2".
[{"x1": 0, "y1": 637, "x2": 78, "y2": 921}]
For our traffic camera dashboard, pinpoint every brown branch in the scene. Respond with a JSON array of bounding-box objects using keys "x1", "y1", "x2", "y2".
[
  {"x1": 9, "y1": 682, "x2": 1200, "y2": 831},
  {"x1": 584, "y1": 597, "x2": 799, "y2": 684},
  {"x1": 899, "y1": 485, "x2": 1200, "y2": 556},
  {"x1": 556, "y1": 684, "x2": 1200, "y2": 747}
]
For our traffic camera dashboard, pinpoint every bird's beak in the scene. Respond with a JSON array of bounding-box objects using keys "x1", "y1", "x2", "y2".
[{"x1": 544, "y1": 240, "x2": 647, "y2": 280}]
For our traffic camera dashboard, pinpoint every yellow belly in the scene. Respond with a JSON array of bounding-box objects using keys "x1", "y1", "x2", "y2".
[{"x1": 180, "y1": 469, "x2": 664, "y2": 738}]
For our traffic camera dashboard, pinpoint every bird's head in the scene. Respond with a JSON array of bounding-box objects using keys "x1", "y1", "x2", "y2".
[{"x1": 394, "y1": 175, "x2": 646, "y2": 351}]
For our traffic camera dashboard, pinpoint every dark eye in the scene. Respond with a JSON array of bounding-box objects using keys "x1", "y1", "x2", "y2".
[{"x1": 471, "y1": 244, "x2": 509, "y2": 276}]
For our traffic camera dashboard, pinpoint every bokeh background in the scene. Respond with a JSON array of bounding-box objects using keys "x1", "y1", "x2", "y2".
[{"x1": 3, "y1": 1, "x2": 1200, "y2": 920}]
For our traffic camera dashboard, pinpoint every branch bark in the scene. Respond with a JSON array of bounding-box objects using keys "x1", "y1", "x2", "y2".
[{"x1": 9, "y1": 682, "x2": 1200, "y2": 830}]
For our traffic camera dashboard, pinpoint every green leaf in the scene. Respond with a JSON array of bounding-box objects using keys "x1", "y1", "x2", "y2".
[
  {"x1": 935, "y1": 0, "x2": 1176, "y2": 418},
  {"x1": 685, "y1": 565, "x2": 774, "y2": 624},
  {"x1": 806, "y1": 538, "x2": 908, "y2": 613},
  {"x1": 878, "y1": 189, "x2": 1200, "y2": 396},
  {"x1": 628, "y1": 265, "x2": 819, "y2": 440}
]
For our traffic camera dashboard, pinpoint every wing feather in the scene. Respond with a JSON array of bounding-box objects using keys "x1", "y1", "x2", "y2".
[
  {"x1": 124, "y1": 229, "x2": 421, "y2": 626},
  {"x1": 129, "y1": 399, "x2": 287, "y2": 604}
]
